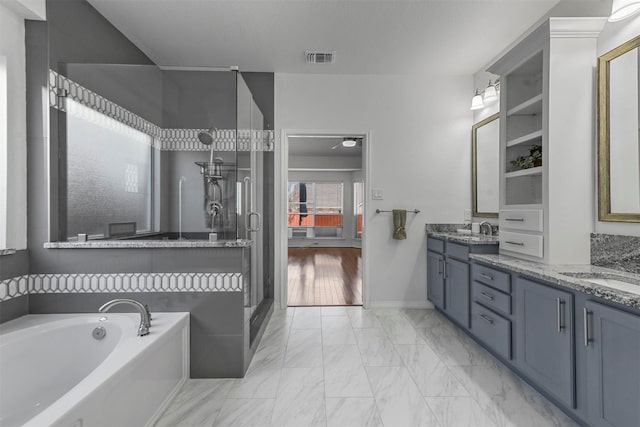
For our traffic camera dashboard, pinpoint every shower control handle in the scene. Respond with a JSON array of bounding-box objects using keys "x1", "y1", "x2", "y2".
[{"x1": 248, "y1": 212, "x2": 262, "y2": 232}]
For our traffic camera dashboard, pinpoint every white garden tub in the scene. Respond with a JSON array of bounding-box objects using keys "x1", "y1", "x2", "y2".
[{"x1": 0, "y1": 312, "x2": 189, "y2": 427}]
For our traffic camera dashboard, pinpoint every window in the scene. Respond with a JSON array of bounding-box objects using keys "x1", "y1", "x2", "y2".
[
  {"x1": 288, "y1": 181, "x2": 343, "y2": 238},
  {"x1": 65, "y1": 99, "x2": 153, "y2": 238}
]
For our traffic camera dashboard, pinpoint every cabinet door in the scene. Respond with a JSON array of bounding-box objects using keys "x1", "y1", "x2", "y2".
[
  {"x1": 516, "y1": 278, "x2": 574, "y2": 408},
  {"x1": 445, "y1": 257, "x2": 470, "y2": 328},
  {"x1": 585, "y1": 301, "x2": 640, "y2": 427},
  {"x1": 427, "y1": 251, "x2": 445, "y2": 310}
]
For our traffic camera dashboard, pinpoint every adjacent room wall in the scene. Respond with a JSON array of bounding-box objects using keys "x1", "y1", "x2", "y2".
[
  {"x1": 594, "y1": 13, "x2": 640, "y2": 237},
  {"x1": 276, "y1": 72, "x2": 472, "y2": 307}
]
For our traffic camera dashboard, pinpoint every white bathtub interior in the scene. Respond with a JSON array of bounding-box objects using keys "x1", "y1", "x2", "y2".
[{"x1": 0, "y1": 312, "x2": 189, "y2": 427}]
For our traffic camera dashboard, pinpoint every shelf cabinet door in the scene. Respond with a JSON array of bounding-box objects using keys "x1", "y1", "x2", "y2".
[
  {"x1": 427, "y1": 251, "x2": 445, "y2": 310},
  {"x1": 445, "y1": 257, "x2": 470, "y2": 328},
  {"x1": 516, "y1": 277, "x2": 574, "y2": 408},
  {"x1": 585, "y1": 301, "x2": 640, "y2": 427}
]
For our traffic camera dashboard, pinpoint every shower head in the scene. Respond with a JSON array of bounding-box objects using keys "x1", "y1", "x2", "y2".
[{"x1": 198, "y1": 126, "x2": 216, "y2": 145}]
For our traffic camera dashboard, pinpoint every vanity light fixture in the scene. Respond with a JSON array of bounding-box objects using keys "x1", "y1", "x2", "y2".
[
  {"x1": 471, "y1": 80, "x2": 500, "y2": 110},
  {"x1": 470, "y1": 89, "x2": 484, "y2": 110},
  {"x1": 609, "y1": 0, "x2": 640, "y2": 21},
  {"x1": 342, "y1": 138, "x2": 357, "y2": 147},
  {"x1": 483, "y1": 80, "x2": 499, "y2": 104}
]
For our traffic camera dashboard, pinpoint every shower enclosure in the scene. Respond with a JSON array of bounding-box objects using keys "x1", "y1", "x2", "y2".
[{"x1": 55, "y1": 64, "x2": 273, "y2": 345}]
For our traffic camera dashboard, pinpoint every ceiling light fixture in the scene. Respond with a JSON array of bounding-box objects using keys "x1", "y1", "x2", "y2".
[
  {"x1": 470, "y1": 89, "x2": 484, "y2": 110},
  {"x1": 342, "y1": 138, "x2": 357, "y2": 148},
  {"x1": 609, "y1": 0, "x2": 640, "y2": 21}
]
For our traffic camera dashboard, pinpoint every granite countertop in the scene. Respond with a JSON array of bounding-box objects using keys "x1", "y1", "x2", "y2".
[
  {"x1": 0, "y1": 249, "x2": 17, "y2": 256},
  {"x1": 470, "y1": 254, "x2": 640, "y2": 309},
  {"x1": 44, "y1": 239, "x2": 253, "y2": 249},
  {"x1": 427, "y1": 231, "x2": 499, "y2": 246}
]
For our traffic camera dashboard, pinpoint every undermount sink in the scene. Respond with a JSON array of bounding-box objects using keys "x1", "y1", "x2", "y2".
[{"x1": 559, "y1": 272, "x2": 640, "y2": 296}]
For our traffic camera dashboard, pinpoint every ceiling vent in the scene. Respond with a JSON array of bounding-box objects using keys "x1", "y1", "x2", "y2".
[{"x1": 305, "y1": 51, "x2": 336, "y2": 64}]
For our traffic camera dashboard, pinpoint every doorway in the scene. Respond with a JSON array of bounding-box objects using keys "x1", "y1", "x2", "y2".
[{"x1": 284, "y1": 134, "x2": 365, "y2": 307}]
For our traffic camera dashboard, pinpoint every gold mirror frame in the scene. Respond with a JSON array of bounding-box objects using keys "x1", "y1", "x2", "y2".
[
  {"x1": 597, "y1": 35, "x2": 640, "y2": 223},
  {"x1": 472, "y1": 113, "x2": 500, "y2": 218}
]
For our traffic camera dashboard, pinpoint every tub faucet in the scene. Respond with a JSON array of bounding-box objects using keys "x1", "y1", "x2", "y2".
[
  {"x1": 479, "y1": 221, "x2": 493, "y2": 236},
  {"x1": 99, "y1": 299, "x2": 151, "y2": 336}
]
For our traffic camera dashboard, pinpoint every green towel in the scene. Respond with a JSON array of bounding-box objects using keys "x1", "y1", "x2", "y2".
[{"x1": 392, "y1": 209, "x2": 407, "y2": 240}]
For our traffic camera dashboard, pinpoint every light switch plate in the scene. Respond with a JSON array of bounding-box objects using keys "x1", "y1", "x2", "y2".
[
  {"x1": 372, "y1": 188, "x2": 384, "y2": 200},
  {"x1": 464, "y1": 209, "x2": 472, "y2": 221}
]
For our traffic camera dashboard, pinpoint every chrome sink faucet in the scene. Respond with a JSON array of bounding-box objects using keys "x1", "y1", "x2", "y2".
[
  {"x1": 99, "y1": 298, "x2": 151, "y2": 336},
  {"x1": 479, "y1": 221, "x2": 493, "y2": 236}
]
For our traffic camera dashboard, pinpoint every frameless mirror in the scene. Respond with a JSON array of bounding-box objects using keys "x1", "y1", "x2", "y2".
[
  {"x1": 598, "y1": 35, "x2": 640, "y2": 222},
  {"x1": 472, "y1": 113, "x2": 500, "y2": 218}
]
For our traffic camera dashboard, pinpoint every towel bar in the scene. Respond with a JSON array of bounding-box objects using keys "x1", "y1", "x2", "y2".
[{"x1": 375, "y1": 209, "x2": 421, "y2": 214}]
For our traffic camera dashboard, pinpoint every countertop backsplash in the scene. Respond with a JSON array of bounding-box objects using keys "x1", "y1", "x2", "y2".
[{"x1": 591, "y1": 233, "x2": 640, "y2": 274}]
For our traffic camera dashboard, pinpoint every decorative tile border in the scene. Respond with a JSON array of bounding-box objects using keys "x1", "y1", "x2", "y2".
[
  {"x1": 0, "y1": 275, "x2": 29, "y2": 301},
  {"x1": 49, "y1": 70, "x2": 275, "y2": 152},
  {"x1": 0, "y1": 272, "x2": 242, "y2": 302}
]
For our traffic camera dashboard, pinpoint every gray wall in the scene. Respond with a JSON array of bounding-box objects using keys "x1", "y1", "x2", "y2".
[{"x1": 0, "y1": 250, "x2": 29, "y2": 323}]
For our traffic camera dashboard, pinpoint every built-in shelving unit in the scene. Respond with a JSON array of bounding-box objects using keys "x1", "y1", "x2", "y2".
[{"x1": 490, "y1": 17, "x2": 607, "y2": 265}]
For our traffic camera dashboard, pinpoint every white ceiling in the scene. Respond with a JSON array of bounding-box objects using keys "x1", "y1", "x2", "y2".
[
  {"x1": 289, "y1": 136, "x2": 363, "y2": 158},
  {"x1": 86, "y1": 0, "x2": 610, "y2": 75}
]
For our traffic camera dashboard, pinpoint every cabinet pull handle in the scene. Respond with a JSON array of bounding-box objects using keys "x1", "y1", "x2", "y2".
[
  {"x1": 505, "y1": 241, "x2": 525, "y2": 246},
  {"x1": 479, "y1": 314, "x2": 494, "y2": 325},
  {"x1": 437, "y1": 259, "x2": 442, "y2": 275},
  {"x1": 505, "y1": 218, "x2": 525, "y2": 222},
  {"x1": 556, "y1": 298, "x2": 565, "y2": 332},
  {"x1": 479, "y1": 273, "x2": 493, "y2": 281},
  {"x1": 480, "y1": 291, "x2": 494, "y2": 301},
  {"x1": 443, "y1": 261, "x2": 448, "y2": 280},
  {"x1": 583, "y1": 308, "x2": 592, "y2": 347}
]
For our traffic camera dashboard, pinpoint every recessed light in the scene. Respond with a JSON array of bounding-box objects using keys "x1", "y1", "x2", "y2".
[{"x1": 342, "y1": 139, "x2": 357, "y2": 148}]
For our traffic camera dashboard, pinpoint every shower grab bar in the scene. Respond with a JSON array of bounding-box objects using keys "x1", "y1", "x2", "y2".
[{"x1": 375, "y1": 209, "x2": 421, "y2": 214}]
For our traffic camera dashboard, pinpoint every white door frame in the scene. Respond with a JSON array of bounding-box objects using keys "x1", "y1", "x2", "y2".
[{"x1": 275, "y1": 129, "x2": 372, "y2": 309}]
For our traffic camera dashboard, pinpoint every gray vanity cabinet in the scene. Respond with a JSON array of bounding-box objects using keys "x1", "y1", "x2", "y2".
[
  {"x1": 445, "y1": 257, "x2": 470, "y2": 328},
  {"x1": 584, "y1": 301, "x2": 640, "y2": 427},
  {"x1": 515, "y1": 277, "x2": 574, "y2": 409},
  {"x1": 427, "y1": 250, "x2": 445, "y2": 310}
]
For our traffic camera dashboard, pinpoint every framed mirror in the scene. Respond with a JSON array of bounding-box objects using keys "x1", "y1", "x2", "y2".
[
  {"x1": 472, "y1": 113, "x2": 500, "y2": 218},
  {"x1": 598, "y1": 35, "x2": 640, "y2": 222}
]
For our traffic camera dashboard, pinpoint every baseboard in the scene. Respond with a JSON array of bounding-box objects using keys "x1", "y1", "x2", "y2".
[{"x1": 366, "y1": 300, "x2": 434, "y2": 309}]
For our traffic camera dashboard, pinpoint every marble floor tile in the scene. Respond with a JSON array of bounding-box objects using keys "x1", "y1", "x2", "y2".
[
  {"x1": 213, "y1": 398, "x2": 275, "y2": 427},
  {"x1": 417, "y1": 325, "x2": 494, "y2": 367},
  {"x1": 322, "y1": 315, "x2": 357, "y2": 345},
  {"x1": 246, "y1": 345, "x2": 285, "y2": 373},
  {"x1": 325, "y1": 397, "x2": 383, "y2": 427},
  {"x1": 291, "y1": 307, "x2": 322, "y2": 329},
  {"x1": 346, "y1": 307, "x2": 382, "y2": 328},
  {"x1": 353, "y1": 328, "x2": 404, "y2": 367},
  {"x1": 376, "y1": 313, "x2": 426, "y2": 345},
  {"x1": 154, "y1": 379, "x2": 234, "y2": 427},
  {"x1": 402, "y1": 308, "x2": 454, "y2": 330},
  {"x1": 396, "y1": 344, "x2": 470, "y2": 397},
  {"x1": 258, "y1": 324, "x2": 291, "y2": 350},
  {"x1": 283, "y1": 328, "x2": 323, "y2": 367},
  {"x1": 365, "y1": 366, "x2": 440, "y2": 427},
  {"x1": 323, "y1": 344, "x2": 372, "y2": 397},
  {"x1": 321, "y1": 306, "x2": 349, "y2": 316},
  {"x1": 271, "y1": 368, "x2": 326, "y2": 427},
  {"x1": 425, "y1": 396, "x2": 497, "y2": 427},
  {"x1": 226, "y1": 365, "x2": 281, "y2": 399},
  {"x1": 484, "y1": 394, "x2": 578, "y2": 427}
]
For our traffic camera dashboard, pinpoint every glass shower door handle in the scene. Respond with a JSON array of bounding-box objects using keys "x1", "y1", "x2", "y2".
[{"x1": 243, "y1": 176, "x2": 261, "y2": 232}]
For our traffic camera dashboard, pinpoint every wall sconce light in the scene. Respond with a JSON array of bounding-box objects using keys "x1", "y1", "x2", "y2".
[
  {"x1": 470, "y1": 79, "x2": 500, "y2": 110},
  {"x1": 609, "y1": 0, "x2": 640, "y2": 22}
]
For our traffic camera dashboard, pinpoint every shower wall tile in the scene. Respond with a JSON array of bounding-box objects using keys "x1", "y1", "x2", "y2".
[
  {"x1": 191, "y1": 334, "x2": 245, "y2": 378},
  {"x1": 0, "y1": 250, "x2": 30, "y2": 323},
  {"x1": 0, "y1": 295, "x2": 29, "y2": 324}
]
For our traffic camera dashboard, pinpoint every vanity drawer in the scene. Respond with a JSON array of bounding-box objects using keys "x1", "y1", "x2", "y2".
[
  {"x1": 473, "y1": 282, "x2": 511, "y2": 315},
  {"x1": 500, "y1": 231, "x2": 543, "y2": 258},
  {"x1": 499, "y1": 209, "x2": 543, "y2": 232},
  {"x1": 427, "y1": 237, "x2": 445, "y2": 253},
  {"x1": 472, "y1": 302, "x2": 512, "y2": 360},
  {"x1": 446, "y1": 241, "x2": 469, "y2": 260},
  {"x1": 472, "y1": 264, "x2": 511, "y2": 293}
]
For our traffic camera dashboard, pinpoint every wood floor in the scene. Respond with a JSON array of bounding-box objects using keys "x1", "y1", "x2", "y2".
[{"x1": 287, "y1": 247, "x2": 362, "y2": 306}]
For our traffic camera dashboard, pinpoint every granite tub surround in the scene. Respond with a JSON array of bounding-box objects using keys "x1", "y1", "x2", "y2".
[
  {"x1": 470, "y1": 253, "x2": 640, "y2": 309},
  {"x1": 0, "y1": 249, "x2": 17, "y2": 256},
  {"x1": 44, "y1": 239, "x2": 253, "y2": 249},
  {"x1": 591, "y1": 233, "x2": 640, "y2": 274}
]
